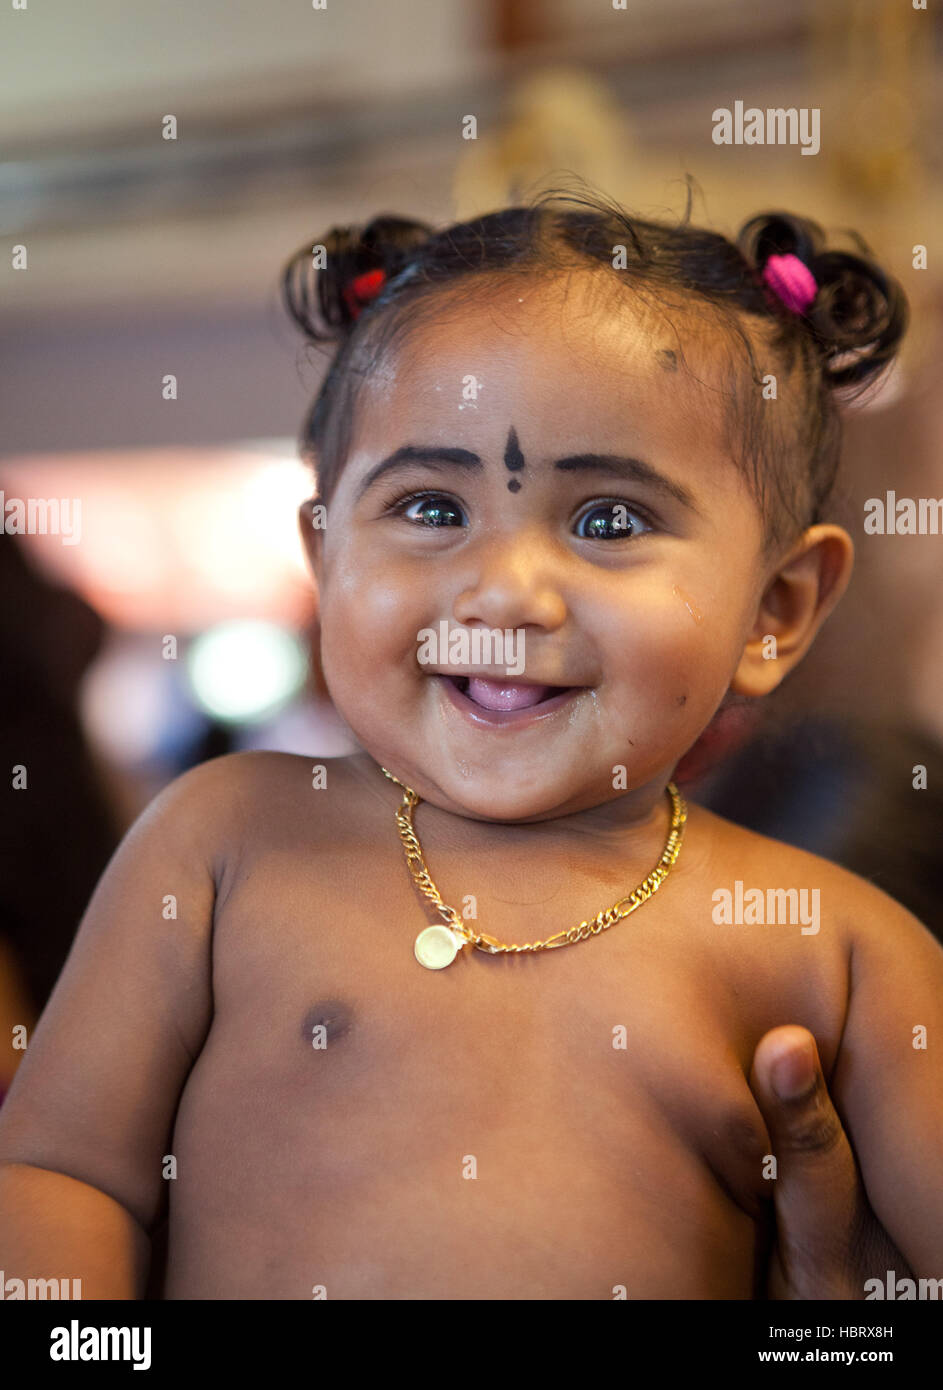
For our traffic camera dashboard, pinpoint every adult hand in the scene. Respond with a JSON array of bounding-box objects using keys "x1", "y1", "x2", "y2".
[{"x1": 749, "y1": 1025, "x2": 912, "y2": 1299}]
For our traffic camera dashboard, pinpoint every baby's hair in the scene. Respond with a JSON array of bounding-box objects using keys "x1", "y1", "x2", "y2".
[{"x1": 281, "y1": 180, "x2": 908, "y2": 550}]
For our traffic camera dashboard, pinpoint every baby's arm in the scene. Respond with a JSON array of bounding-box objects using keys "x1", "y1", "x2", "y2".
[
  {"x1": 0, "y1": 755, "x2": 234, "y2": 1297},
  {"x1": 828, "y1": 878, "x2": 943, "y2": 1280}
]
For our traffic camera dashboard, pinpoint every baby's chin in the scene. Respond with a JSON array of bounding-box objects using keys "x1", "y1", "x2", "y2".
[
  {"x1": 380, "y1": 759, "x2": 636, "y2": 824},
  {"x1": 424, "y1": 783, "x2": 585, "y2": 824}
]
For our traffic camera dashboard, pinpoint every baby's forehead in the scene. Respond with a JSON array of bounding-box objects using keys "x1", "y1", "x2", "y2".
[
  {"x1": 356, "y1": 279, "x2": 738, "y2": 459},
  {"x1": 384, "y1": 274, "x2": 686, "y2": 375}
]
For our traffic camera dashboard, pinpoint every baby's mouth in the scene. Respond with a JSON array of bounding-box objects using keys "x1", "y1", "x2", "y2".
[{"x1": 444, "y1": 674, "x2": 573, "y2": 711}]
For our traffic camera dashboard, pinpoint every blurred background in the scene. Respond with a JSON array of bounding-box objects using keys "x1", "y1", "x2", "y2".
[{"x1": 2, "y1": 0, "x2": 942, "y2": 1079}]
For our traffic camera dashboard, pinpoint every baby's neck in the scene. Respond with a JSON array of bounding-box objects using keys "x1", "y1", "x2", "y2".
[{"x1": 350, "y1": 751, "x2": 677, "y2": 874}]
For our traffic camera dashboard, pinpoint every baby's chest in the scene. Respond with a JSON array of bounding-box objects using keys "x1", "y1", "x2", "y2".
[{"x1": 189, "y1": 885, "x2": 782, "y2": 1225}]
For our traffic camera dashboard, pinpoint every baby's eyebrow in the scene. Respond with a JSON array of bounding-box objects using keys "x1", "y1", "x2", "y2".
[
  {"x1": 358, "y1": 443, "x2": 699, "y2": 513},
  {"x1": 555, "y1": 454, "x2": 700, "y2": 514},
  {"x1": 357, "y1": 445, "x2": 482, "y2": 497}
]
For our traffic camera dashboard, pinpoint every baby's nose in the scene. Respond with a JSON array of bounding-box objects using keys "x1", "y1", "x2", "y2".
[{"x1": 450, "y1": 536, "x2": 567, "y2": 633}]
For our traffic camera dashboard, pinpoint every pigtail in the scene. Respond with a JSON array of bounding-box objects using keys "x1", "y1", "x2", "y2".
[
  {"x1": 280, "y1": 214, "x2": 434, "y2": 342},
  {"x1": 737, "y1": 211, "x2": 908, "y2": 391}
]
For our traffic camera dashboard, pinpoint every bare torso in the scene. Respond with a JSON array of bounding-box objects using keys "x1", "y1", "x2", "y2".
[{"x1": 162, "y1": 752, "x2": 848, "y2": 1300}]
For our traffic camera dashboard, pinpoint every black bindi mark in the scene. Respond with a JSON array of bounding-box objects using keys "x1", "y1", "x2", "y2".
[
  {"x1": 657, "y1": 349, "x2": 678, "y2": 371},
  {"x1": 504, "y1": 426, "x2": 525, "y2": 492},
  {"x1": 301, "y1": 999, "x2": 354, "y2": 1050}
]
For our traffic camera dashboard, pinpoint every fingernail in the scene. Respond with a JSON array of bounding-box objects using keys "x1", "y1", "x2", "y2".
[{"x1": 771, "y1": 1039, "x2": 817, "y2": 1101}]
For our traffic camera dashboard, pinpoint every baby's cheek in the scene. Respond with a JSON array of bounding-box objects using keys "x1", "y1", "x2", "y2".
[
  {"x1": 319, "y1": 565, "x2": 426, "y2": 707},
  {"x1": 321, "y1": 561, "x2": 395, "y2": 651},
  {"x1": 603, "y1": 589, "x2": 735, "y2": 715}
]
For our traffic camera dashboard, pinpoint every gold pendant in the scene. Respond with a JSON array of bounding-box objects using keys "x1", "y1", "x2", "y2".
[{"x1": 414, "y1": 925, "x2": 463, "y2": 969}]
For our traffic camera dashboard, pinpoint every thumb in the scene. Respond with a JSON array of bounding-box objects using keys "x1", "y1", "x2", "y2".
[{"x1": 750, "y1": 1025, "x2": 863, "y2": 1294}]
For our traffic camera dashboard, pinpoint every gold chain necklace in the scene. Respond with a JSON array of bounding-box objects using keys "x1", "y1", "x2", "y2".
[{"x1": 380, "y1": 766, "x2": 688, "y2": 969}]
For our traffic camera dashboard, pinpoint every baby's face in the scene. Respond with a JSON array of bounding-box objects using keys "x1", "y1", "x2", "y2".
[{"x1": 307, "y1": 275, "x2": 770, "y2": 821}]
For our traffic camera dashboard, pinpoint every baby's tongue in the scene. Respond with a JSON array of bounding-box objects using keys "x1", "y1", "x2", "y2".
[{"x1": 465, "y1": 677, "x2": 553, "y2": 710}]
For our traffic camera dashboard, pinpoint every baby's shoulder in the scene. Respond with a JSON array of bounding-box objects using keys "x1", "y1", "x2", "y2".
[
  {"x1": 157, "y1": 752, "x2": 389, "y2": 917},
  {"x1": 688, "y1": 800, "x2": 925, "y2": 946},
  {"x1": 159, "y1": 749, "x2": 376, "y2": 852}
]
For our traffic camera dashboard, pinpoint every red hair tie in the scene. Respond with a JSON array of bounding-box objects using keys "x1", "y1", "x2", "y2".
[
  {"x1": 762, "y1": 253, "x2": 817, "y2": 315},
  {"x1": 342, "y1": 268, "x2": 386, "y2": 320}
]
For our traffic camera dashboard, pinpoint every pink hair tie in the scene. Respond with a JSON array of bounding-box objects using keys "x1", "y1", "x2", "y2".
[{"x1": 762, "y1": 253, "x2": 817, "y2": 314}]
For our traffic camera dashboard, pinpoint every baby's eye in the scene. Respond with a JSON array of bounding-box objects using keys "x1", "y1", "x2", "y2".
[
  {"x1": 398, "y1": 493, "x2": 466, "y2": 527},
  {"x1": 574, "y1": 502, "x2": 652, "y2": 540}
]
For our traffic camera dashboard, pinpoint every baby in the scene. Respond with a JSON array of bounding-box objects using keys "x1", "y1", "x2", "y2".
[{"x1": 1, "y1": 187, "x2": 941, "y2": 1300}]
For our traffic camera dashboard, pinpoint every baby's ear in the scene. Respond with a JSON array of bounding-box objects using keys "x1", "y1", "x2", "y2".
[
  {"x1": 729, "y1": 524, "x2": 854, "y2": 697},
  {"x1": 298, "y1": 494, "x2": 325, "y2": 578}
]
